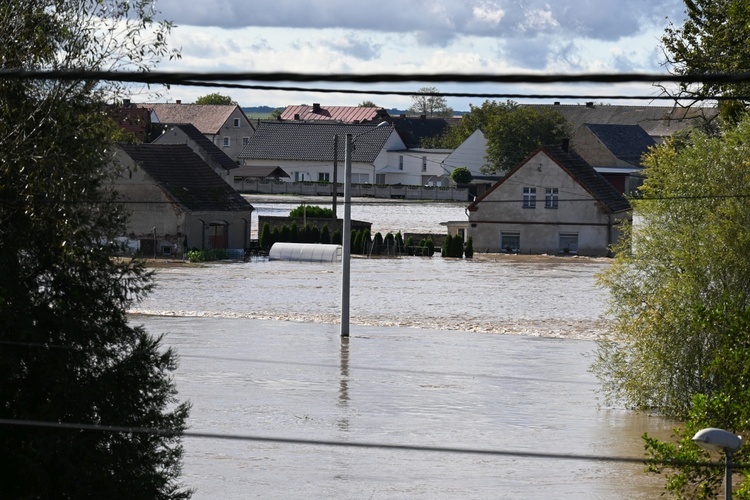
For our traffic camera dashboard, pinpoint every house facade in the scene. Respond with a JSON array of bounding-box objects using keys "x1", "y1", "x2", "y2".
[
  {"x1": 466, "y1": 144, "x2": 630, "y2": 256},
  {"x1": 114, "y1": 144, "x2": 254, "y2": 256},
  {"x1": 136, "y1": 102, "x2": 255, "y2": 162},
  {"x1": 380, "y1": 149, "x2": 452, "y2": 186},
  {"x1": 239, "y1": 121, "x2": 406, "y2": 184}
]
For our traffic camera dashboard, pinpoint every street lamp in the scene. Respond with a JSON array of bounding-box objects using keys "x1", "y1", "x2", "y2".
[
  {"x1": 340, "y1": 122, "x2": 389, "y2": 338},
  {"x1": 693, "y1": 427, "x2": 743, "y2": 500}
]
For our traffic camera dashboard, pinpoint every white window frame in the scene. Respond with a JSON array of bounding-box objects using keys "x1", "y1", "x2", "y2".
[
  {"x1": 522, "y1": 187, "x2": 536, "y2": 208},
  {"x1": 545, "y1": 188, "x2": 559, "y2": 209},
  {"x1": 242, "y1": 136, "x2": 250, "y2": 146},
  {"x1": 421, "y1": 156, "x2": 427, "y2": 172},
  {"x1": 233, "y1": 118, "x2": 241, "y2": 127},
  {"x1": 318, "y1": 172, "x2": 330, "y2": 182},
  {"x1": 399, "y1": 155, "x2": 404, "y2": 171},
  {"x1": 500, "y1": 232, "x2": 520, "y2": 253},
  {"x1": 222, "y1": 136, "x2": 230, "y2": 148},
  {"x1": 559, "y1": 233, "x2": 578, "y2": 254}
]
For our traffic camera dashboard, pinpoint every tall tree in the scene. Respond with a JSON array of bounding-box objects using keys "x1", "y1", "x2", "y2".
[
  {"x1": 0, "y1": 1, "x2": 190, "y2": 498},
  {"x1": 409, "y1": 86, "x2": 453, "y2": 117},
  {"x1": 359, "y1": 100, "x2": 378, "y2": 108},
  {"x1": 661, "y1": 0, "x2": 750, "y2": 121},
  {"x1": 424, "y1": 100, "x2": 569, "y2": 174},
  {"x1": 593, "y1": 117, "x2": 750, "y2": 419},
  {"x1": 194, "y1": 92, "x2": 237, "y2": 105}
]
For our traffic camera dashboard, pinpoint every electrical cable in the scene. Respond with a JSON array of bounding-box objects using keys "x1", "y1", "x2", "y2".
[{"x1": 0, "y1": 417, "x2": 738, "y2": 469}]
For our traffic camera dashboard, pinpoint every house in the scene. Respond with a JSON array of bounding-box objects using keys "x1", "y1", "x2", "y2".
[
  {"x1": 466, "y1": 143, "x2": 630, "y2": 256},
  {"x1": 152, "y1": 123, "x2": 240, "y2": 186},
  {"x1": 572, "y1": 123, "x2": 656, "y2": 194},
  {"x1": 530, "y1": 103, "x2": 718, "y2": 143},
  {"x1": 136, "y1": 101, "x2": 255, "y2": 162},
  {"x1": 385, "y1": 115, "x2": 459, "y2": 148},
  {"x1": 114, "y1": 144, "x2": 254, "y2": 256},
  {"x1": 381, "y1": 148, "x2": 453, "y2": 186},
  {"x1": 280, "y1": 103, "x2": 389, "y2": 123},
  {"x1": 238, "y1": 121, "x2": 405, "y2": 184}
]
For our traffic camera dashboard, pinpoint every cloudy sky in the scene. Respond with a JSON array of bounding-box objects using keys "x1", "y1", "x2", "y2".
[{"x1": 150, "y1": 0, "x2": 688, "y2": 111}]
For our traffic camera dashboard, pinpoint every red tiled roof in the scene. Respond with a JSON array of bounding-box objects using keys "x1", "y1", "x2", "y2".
[{"x1": 280, "y1": 103, "x2": 388, "y2": 123}]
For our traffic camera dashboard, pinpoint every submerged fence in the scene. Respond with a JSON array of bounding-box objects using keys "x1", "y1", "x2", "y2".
[{"x1": 235, "y1": 179, "x2": 470, "y2": 201}]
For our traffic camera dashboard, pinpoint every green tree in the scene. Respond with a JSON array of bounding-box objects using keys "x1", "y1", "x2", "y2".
[
  {"x1": 0, "y1": 1, "x2": 190, "y2": 498},
  {"x1": 442, "y1": 234, "x2": 453, "y2": 257},
  {"x1": 464, "y1": 237, "x2": 474, "y2": 258},
  {"x1": 359, "y1": 100, "x2": 378, "y2": 107},
  {"x1": 320, "y1": 224, "x2": 331, "y2": 244},
  {"x1": 194, "y1": 92, "x2": 236, "y2": 105},
  {"x1": 661, "y1": 0, "x2": 750, "y2": 122},
  {"x1": 259, "y1": 222, "x2": 272, "y2": 250},
  {"x1": 409, "y1": 87, "x2": 453, "y2": 117},
  {"x1": 451, "y1": 235, "x2": 464, "y2": 258},
  {"x1": 593, "y1": 116, "x2": 750, "y2": 419},
  {"x1": 450, "y1": 167, "x2": 473, "y2": 185},
  {"x1": 423, "y1": 100, "x2": 569, "y2": 173}
]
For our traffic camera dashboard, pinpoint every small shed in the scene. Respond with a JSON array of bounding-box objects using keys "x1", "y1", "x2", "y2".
[{"x1": 268, "y1": 243, "x2": 342, "y2": 263}]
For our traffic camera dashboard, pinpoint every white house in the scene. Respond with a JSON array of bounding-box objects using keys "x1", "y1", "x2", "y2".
[{"x1": 466, "y1": 143, "x2": 631, "y2": 256}]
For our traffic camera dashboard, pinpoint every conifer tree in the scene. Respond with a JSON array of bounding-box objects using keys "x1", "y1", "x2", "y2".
[{"x1": 0, "y1": 1, "x2": 190, "y2": 497}]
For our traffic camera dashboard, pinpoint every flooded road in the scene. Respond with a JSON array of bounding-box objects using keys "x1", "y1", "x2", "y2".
[
  {"x1": 132, "y1": 256, "x2": 676, "y2": 498},
  {"x1": 129, "y1": 198, "x2": 676, "y2": 498}
]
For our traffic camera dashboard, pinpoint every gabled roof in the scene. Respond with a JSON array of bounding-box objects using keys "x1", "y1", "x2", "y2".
[
  {"x1": 239, "y1": 121, "x2": 398, "y2": 163},
  {"x1": 529, "y1": 103, "x2": 718, "y2": 138},
  {"x1": 158, "y1": 123, "x2": 239, "y2": 171},
  {"x1": 468, "y1": 144, "x2": 630, "y2": 214},
  {"x1": 118, "y1": 144, "x2": 253, "y2": 212},
  {"x1": 387, "y1": 116, "x2": 460, "y2": 148},
  {"x1": 280, "y1": 103, "x2": 388, "y2": 123},
  {"x1": 136, "y1": 103, "x2": 246, "y2": 135},
  {"x1": 583, "y1": 123, "x2": 656, "y2": 166}
]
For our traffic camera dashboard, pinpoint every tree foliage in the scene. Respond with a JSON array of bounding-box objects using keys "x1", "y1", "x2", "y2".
[
  {"x1": 593, "y1": 117, "x2": 750, "y2": 420},
  {"x1": 0, "y1": 1, "x2": 190, "y2": 497},
  {"x1": 450, "y1": 167, "x2": 473, "y2": 185},
  {"x1": 194, "y1": 92, "x2": 237, "y2": 105},
  {"x1": 423, "y1": 100, "x2": 570, "y2": 174},
  {"x1": 409, "y1": 87, "x2": 453, "y2": 117},
  {"x1": 661, "y1": 0, "x2": 750, "y2": 121}
]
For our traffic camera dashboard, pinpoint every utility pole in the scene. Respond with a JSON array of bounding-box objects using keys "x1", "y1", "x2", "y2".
[{"x1": 332, "y1": 135, "x2": 338, "y2": 220}]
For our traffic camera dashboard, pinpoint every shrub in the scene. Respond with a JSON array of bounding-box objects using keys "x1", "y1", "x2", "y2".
[
  {"x1": 442, "y1": 234, "x2": 453, "y2": 257},
  {"x1": 289, "y1": 204, "x2": 333, "y2": 218},
  {"x1": 465, "y1": 237, "x2": 474, "y2": 258},
  {"x1": 186, "y1": 248, "x2": 229, "y2": 262},
  {"x1": 259, "y1": 222, "x2": 272, "y2": 250},
  {"x1": 451, "y1": 235, "x2": 464, "y2": 258},
  {"x1": 332, "y1": 229, "x2": 342, "y2": 245},
  {"x1": 320, "y1": 224, "x2": 331, "y2": 244}
]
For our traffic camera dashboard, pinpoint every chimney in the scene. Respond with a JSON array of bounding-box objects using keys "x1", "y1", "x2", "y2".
[
  {"x1": 176, "y1": 99, "x2": 182, "y2": 104},
  {"x1": 312, "y1": 103, "x2": 321, "y2": 113},
  {"x1": 123, "y1": 98, "x2": 131, "y2": 106},
  {"x1": 561, "y1": 138, "x2": 570, "y2": 152},
  {"x1": 553, "y1": 101, "x2": 560, "y2": 105},
  {"x1": 585, "y1": 102, "x2": 594, "y2": 108}
]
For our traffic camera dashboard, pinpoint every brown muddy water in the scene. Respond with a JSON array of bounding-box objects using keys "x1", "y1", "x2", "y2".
[{"x1": 132, "y1": 253, "x2": 678, "y2": 499}]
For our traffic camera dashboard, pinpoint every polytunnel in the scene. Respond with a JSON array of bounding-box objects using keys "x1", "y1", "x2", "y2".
[{"x1": 268, "y1": 243, "x2": 342, "y2": 263}]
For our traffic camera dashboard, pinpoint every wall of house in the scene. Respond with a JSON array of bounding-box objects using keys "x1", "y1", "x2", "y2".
[
  {"x1": 442, "y1": 129, "x2": 489, "y2": 177},
  {"x1": 183, "y1": 212, "x2": 252, "y2": 251},
  {"x1": 381, "y1": 150, "x2": 451, "y2": 185},
  {"x1": 214, "y1": 107, "x2": 254, "y2": 162},
  {"x1": 242, "y1": 158, "x2": 376, "y2": 184},
  {"x1": 467, "y1": 152, "x2": 622, "y2": 256},
  {"x1": 153, "y1": 128, "x2": 234, "y2": 186}
]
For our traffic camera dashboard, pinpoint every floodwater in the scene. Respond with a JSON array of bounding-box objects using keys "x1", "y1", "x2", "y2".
[{"x1": 130, "y1": 198, "x2": 678, "y2": 499}]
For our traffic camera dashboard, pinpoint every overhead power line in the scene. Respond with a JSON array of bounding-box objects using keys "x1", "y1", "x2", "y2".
[{"x1": 0, "y1": 417, "x2": 736, "y2": 469}]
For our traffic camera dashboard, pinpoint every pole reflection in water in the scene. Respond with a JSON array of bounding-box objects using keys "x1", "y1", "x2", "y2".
[{"x1": 338, "y1": 336, "x2": 349, "y2": 433}]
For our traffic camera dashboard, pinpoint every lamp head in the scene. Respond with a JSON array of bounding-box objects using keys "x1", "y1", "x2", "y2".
[{"x1": 693, "y1": 428, "x2": 743, "y2": 453}]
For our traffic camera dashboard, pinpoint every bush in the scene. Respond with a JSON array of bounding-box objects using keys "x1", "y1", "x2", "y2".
[
  {"x1": 289, "y1": 204, "x2": 333, "y2": 218},
  {"x1": 320, "y1": 224, "x2": 331, "y2": 244},
  {"x1": 259, "y1": 222, "x2": 272, "y2": 250},
  {"x1": 451, "y1": 235, "x2": 464, "y2": 258},
  {"x1": 465, "y1": 237, "x2": 474, "y2": 258},
  {"x1": 187, "y1": 248, "x2": 229, "y2": 262},
  {"x1": 332, "y1": 229, "x2": 342, "y2": 245},
  {"x1": 442, "y1": 234, "x2": 452, "y2": 257}
]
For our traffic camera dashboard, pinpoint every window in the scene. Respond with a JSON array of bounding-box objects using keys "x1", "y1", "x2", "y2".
[
  {"x1": 222, "y1": 137, "x2": 230, "y2": 147},
  {"x1": 161, "y1": 245, "x2": 172, "y2": 256},
  {"x1": 351, "y1": 173, "x2": 369, "y2": 183},
  {"x1": 559, "y1": 233, "x2": 578, "y2": 254},
  {"x1": 545, "y1": 188, "x2": 559, "y2": 209},
  {"x1": 318, "y1": 172, "x2": 330, "y2": 182},
  {"x1": 233, "y1": 118, "x2": 240, "y2": 127},
  {"x1": 399, "y1": 155, "x2": 404, "y2": 171},
  {"x1": 500, "y1": 232, "x2": 520, "y2": 253},
  {"x1": 422, "y1": 156, "x2": 427, "y2": 172},
  {"x1": 522, "y1": 187, "x2": 536, "y2": 208},
  {"x1": 376, "y1": 173, "x2": 386, "y2": 184},
  {"x1": 242, "y1": 137, "x2": 250, "y2": 146}
]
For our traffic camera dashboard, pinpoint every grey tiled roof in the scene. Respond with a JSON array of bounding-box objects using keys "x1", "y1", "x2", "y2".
[
  {"x1": 387, "y1": 116, "x2": 459, "y2": 148},
  {"x1": 238, "y1": 121, "x2": 395, "y2": 163},
  {"x1": 119, "y1": 144, "x2": 253, "y2": 212},
  {"x1": 543, "y1": 145, "x2": 631, "y2": 213},
  {"x1": 584, "y1": 123, "x2": 656, "y2": 166},
  {"x1": 166, "y1": 123, "x2": 239, "y2": 171}
]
